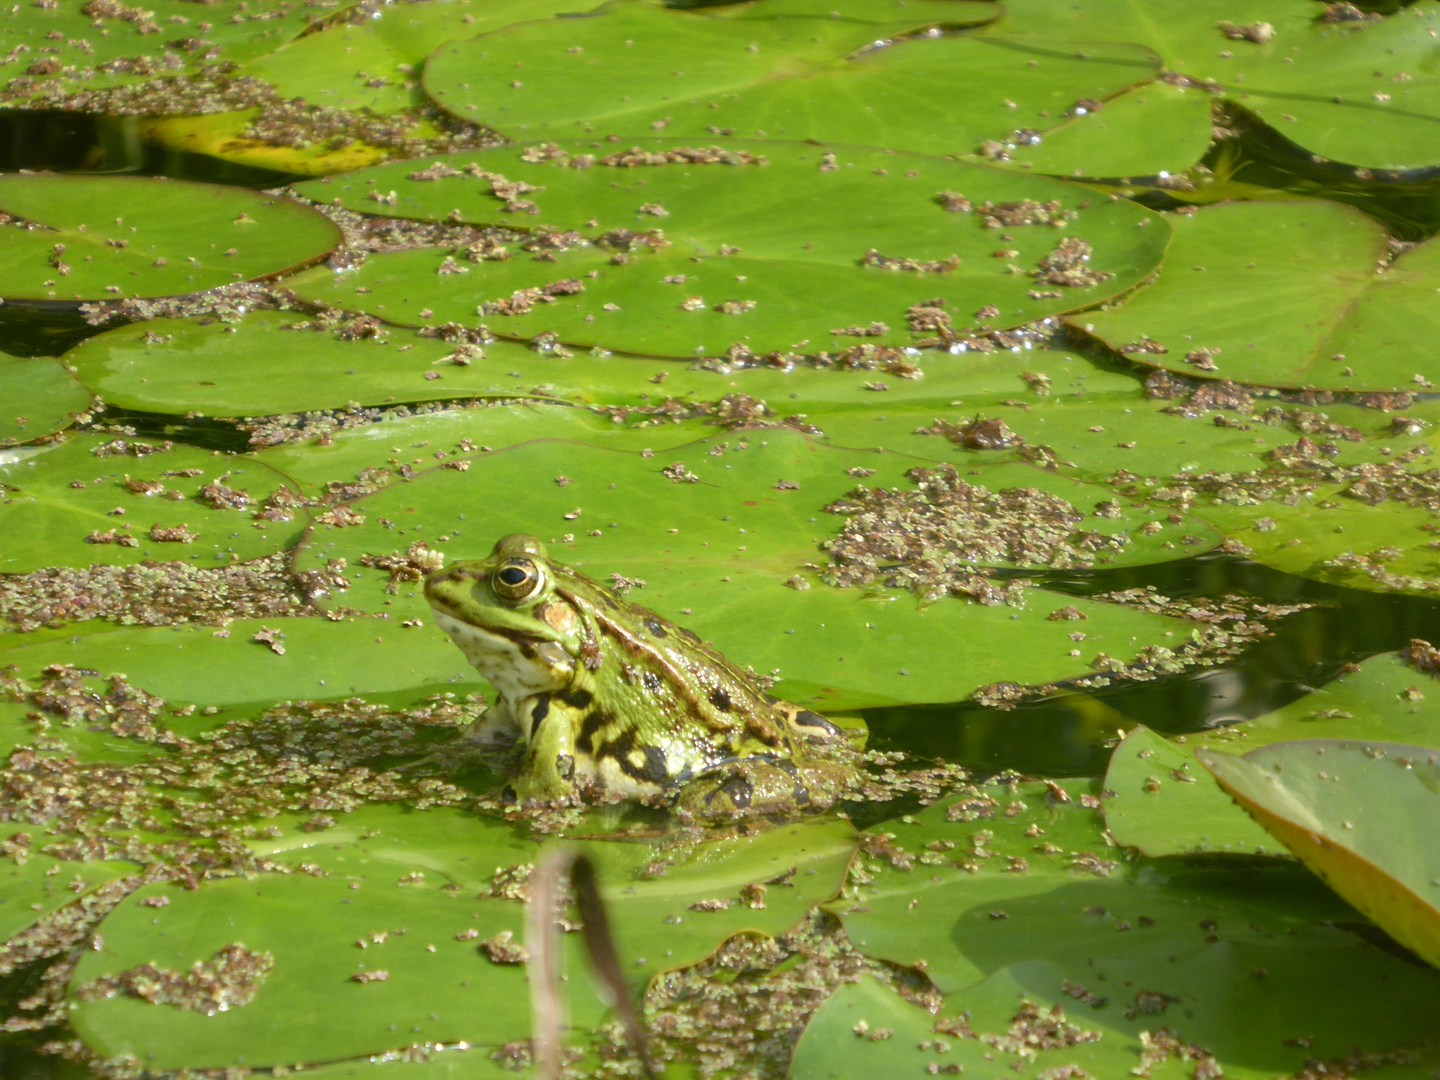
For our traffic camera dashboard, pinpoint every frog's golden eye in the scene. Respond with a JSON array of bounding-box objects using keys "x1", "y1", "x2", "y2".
[{"x1": 491, "y1": 557, "x2": 544, "y2": 602}]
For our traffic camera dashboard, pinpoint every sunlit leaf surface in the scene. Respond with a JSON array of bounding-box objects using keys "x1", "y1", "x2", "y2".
[{"x1": 0, "y1": 175, "x2": 340, "y2": 301}]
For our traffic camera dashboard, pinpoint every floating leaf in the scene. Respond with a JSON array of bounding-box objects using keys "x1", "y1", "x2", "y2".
[
  {"x1": 1199, "y1": 739, "x2": 1440, "y2": 968},
  {"x1": 1078, "y1": 200, "x2": 1440, "y2": 392},
  {"x1": 62, "y1": 312, "x2": 565, "y2": 417},
  {"x1": 67, "y1": 803, "x2": 853, "y2": 1069},
  {"x1": 0, "y1": 354, "x2": 90, "y2": 446},
  {"x1": 793, "y1": 957, "x2": 1440, "y2": 1080},
  {"x1": 1103, "y1": 724, "x2": 1286, "y2": 857},
  {"x1": 0, "y1": 175, "x2": 340, "y2": 302},
  {"x1": 291, "y1": 138, "x2": 1169, "y2": 357},
  {"x1": 0, "y1": 0, "x2": 319, "y2": 104},
  {"x1": 828, "y1": 782, "x2": 1440, "y2": 1072},
  {"x1": 281, "y1": 409, "x2": 1214, "y2": 710},
  {"x1": 1193, "y1": 650, "x2": 1440, "y2": 757},
  {"x1": 419, "y1": 3, "x2": 1210, "y2": 176},
  {"x1": 0, "y1": 617, "x2": 475, "y2": 707},
  {"x1": 244, "y1": 0, "x2": 599, "y2": 117},
  {"x1": 0, "y1": 434, "x2": 308, "y2": 575},
  {"x1": 992, "y1": 0, "x2": 1440, "y2": 170}
]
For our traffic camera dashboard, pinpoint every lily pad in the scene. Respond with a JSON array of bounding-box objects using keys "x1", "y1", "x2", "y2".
[
  {"x1": 1103, "y1": 724, "x2": 1286, "y2": 857},
  {"x1": 0, "y1": 353, "x2": 91, "y2": 446},
  {"x1": 0, "y1": 0, "x2": 321, "y2": 105},
  {"x1": 0, "y1": 434, "x2": 307, "y2": 574},
  {"x1": 0, "y1": 174, "x2": 340, "y2": 302},
  {"x1": 419, "y1": 2, "x2": 1212, "y2": 176},
  {"x1": 829, "y1": 782, "x2": 1440, "y2": 1073},
  {"x1": 1199, "y1": 739, "x2": 1440, "y2": 968},
  {"x1": 67, "y1": 802, "x2": 854, "y2": 1070},
  {"x1": 0, "y1": 853, "x2": 139, "y2": 944},
  {"x1": 1186, "y1": 479, "x2": 1440, "y2": 597},
  {"x1": 793, "y1": 957, "x2": 1440, "y2": 1080},
  {"x1": 243, "y1": 0, "x2": 600, "y2": 117},
  {"x1": 61, "y1": 312, "x2": 570, "y2": 417},
  {"x1": 135, "y1": 110, "x2": 450, "y2": 178},
  {"x1": 1222, "y1": 7, "x2": 1440, "y2": 172},
  {"x1": 0, "y1": 617, "x2": 476, "y2": 707},
  {"x1": 285, "y1": 411, "x2": 1218, "y2": 710},
  {"x1": 291, "y1": 138, "x2": 1169, "y2": 357},
  {"x1": 991, "y1": 0, "x2": 1440, "y2": 171},
  {"x1": 1077, "y1": 200, "x2": 1440, "y2": 392},
  {"x1": 1192, "y1": 650, "x2": 1440, "y2": 757}
]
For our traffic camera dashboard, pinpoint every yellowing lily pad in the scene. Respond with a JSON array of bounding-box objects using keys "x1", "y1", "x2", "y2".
[{"x1": 1200, "y1": 739, "x2": 1440, "y2": 968}]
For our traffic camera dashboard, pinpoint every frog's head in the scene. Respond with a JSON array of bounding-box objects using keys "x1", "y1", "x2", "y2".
[{"x1": 424, "y1": 534, "x2": 584, "y2": 697}]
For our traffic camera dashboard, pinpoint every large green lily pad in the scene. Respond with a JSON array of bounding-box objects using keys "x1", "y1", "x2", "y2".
[
  {"x1": 793, "y1": 956, "x2": 1440, "y2": 1080},
  {"x1": 0, "y1": 617, "x2": 475, "y2": 706},
  {"x1": 0, "y1": 434, "x2": 308, "y2": 574},
  {"x1": 1222, "y1": 7, "x2": 1440, "y2": 172},
  {"x1": 1077, "y1": 200, "x2": 1440, "y2": 392},
  {"x1": 244, "y1": 0, "x2": 601, "y2": 117},
  {"x1": 991, "y1": 0, "x2": 1440, "y2": 171},
  {"x1": 1107, "y1": 649, "x2": 1440, "y2": 859},
  {"x1": 285, "y1": 410, "x2": 1221, "y2": 710},
  {"x1": 0, "y1": 0, "x2": 321, "y2": 105},
  {"x1": 1196, "y1": 651, "x2": 1440, "y2": 757},
  {"x1": 68, "y1": 802, "x2": 854, "y2": 1070},
  {"x1": 291, "y1": 138, "x2": 1169, "y2": 357},
  {"x1": 828, "y1": 782, "x2": 1440, "y2": 1074},
  {"x1": 1184, "y1": 478, "x2": 1440, "y2": 597},
  {"x1": 61, "y1": 312, "x2": 568, "y2": 417},
  {"x1": 0, "y1": 175, "x2": 340, "y2": 302},
  {"x1": 419, "y1": 1, "x2": 1214, "y2": 176},
  {"x1": 1200, "y1": 739, "x2": 1440, "y2": 969},
  {"x1": 0, "y1": 354, "x2": 91, "y2": 446}
]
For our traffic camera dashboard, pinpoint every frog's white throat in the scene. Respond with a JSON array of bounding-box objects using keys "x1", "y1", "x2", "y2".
[{"x1": 434, "y1": 610, "x2": 571, "y2": 702}]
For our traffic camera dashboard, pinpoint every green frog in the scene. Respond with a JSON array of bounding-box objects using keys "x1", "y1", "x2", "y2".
[{"x1": 423, "y1": 534, "x2": 857, "y2": 820}]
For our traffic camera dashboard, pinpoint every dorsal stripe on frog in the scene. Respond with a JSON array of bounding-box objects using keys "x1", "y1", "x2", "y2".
[{"x1": 552, "y1": 581, "x2": 786, "y2": 746}]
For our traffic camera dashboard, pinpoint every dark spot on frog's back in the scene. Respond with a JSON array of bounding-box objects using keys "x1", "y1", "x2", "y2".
[
  {"x1": 777, "y1": 759, "x2": 811, "y2": 806},
  {"x1": 641, "y1": 670, "x2": 664, "y2": 694},
  {"x1": 643, "y1": 617, "x2": 668, "y2": 639},
  {"x1": 708, "y1": 688, "x2": 732, "y2": 711},
  {"x1": 576, "y1": 707, "x2": 609, "y2": 753}
]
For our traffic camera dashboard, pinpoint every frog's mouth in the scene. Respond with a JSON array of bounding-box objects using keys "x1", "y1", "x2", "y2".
[{"x1": 432, "y1": 610, "x2": 573, "y2": 699}]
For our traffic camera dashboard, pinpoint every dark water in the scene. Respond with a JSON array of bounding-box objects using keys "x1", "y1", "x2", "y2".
[{"x1": 4, "y1": 107, "x2": 1440, "y2": 1077}]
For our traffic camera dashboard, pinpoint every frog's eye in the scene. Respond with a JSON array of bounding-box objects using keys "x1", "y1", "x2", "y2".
[{"x1": 491, "y1": 557, "x2": 544, "y2": 602}]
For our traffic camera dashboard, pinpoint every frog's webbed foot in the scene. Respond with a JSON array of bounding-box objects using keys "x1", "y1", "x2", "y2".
[{"x1": 672, "y1": 758, "x2": 854, "y2": 824}]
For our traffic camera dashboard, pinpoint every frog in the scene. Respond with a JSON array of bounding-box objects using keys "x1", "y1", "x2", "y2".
[{"x1": 423, "y1": 534, "x2": 858, "y2": 820}]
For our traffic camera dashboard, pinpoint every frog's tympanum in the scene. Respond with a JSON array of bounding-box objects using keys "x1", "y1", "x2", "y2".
[{"x1": 424, "y1": 534, "x2": 857, "y2": 819}]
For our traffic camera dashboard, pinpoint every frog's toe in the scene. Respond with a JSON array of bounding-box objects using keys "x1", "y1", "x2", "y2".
[{"x1": 673, "y1": 758, "x2": 845, "y2": 822}]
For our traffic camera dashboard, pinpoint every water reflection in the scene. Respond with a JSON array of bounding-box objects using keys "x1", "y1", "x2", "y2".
[{"x1": 862, "y1": 554, "x2": 1440, "y2": 777}]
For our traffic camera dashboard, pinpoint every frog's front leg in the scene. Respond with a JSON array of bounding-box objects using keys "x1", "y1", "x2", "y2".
[{"x1": 506, "y1": 690, "x2": 583, "y2": 805}]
